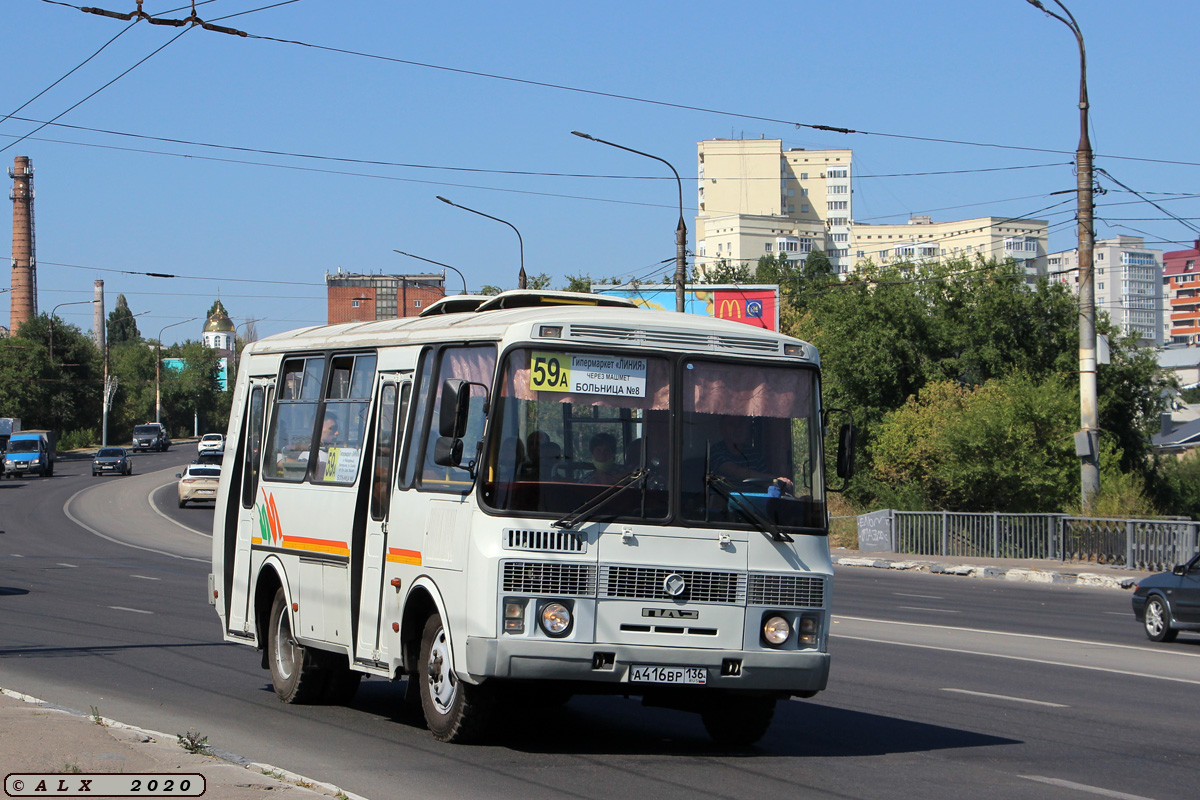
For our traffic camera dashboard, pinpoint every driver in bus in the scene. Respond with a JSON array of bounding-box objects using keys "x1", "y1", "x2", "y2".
[
  {"x1": 710, "y1": 416, "x2": 793, "y2": 494},
  {"x1": 582, "y1": 432, "x2": 627, "y2": 485}
]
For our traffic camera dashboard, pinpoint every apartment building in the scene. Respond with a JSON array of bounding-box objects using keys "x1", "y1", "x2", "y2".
[
  {"x1": 1163, "y1": 238, "x2": 1200, "y2": 345},
  {"x1": 695, "y1": 138, "x2": 1047, "y2": 280},
  {"x1": 853, "y1": 215, "x2": 1047, "y2": 279},
  {"x1": 695, "y1": 139, "x2": 854, "y2": 275},
  {"x1": 1047, "y1": 236, "x2": 1163, "y2": 346},
  {"x1": 326, "y1": 271, "x2": 446, "y2": 324}
]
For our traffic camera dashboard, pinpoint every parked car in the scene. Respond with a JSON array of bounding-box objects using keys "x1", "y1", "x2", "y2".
[
  {"x1": 132, "y1": 423, "x2": 170, "y2": 452},
  {"x1": 1131, "y1": 552, "x2": 1200, "y2": 641},
  {"x1": 197, "y1": 433, "x2": 225, "y2": 455},
  {"x1": 194, "y1": 451, "x2": 224, "y2": 466},
  {"x1": 92, "y1": 447, "x2": 132, "y2": 477},
  {"x1": 177, "y1": 462, "x2": 221, "y2": 507}
]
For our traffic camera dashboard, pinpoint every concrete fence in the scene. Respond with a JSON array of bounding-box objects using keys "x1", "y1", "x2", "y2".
[{"x1": 856, "y1": 510, "x2": 1200, "y2": 572}]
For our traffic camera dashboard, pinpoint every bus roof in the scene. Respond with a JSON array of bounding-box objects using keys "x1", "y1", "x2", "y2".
[{"x1": 247, "y1": 291, "x2": 817, "y2": 363}]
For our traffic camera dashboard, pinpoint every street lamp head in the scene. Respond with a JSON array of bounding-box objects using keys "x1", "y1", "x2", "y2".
[
  {"x1": 436, "y1": 195, "x2": 453, "y2": 206},
  {"x1": 571, "y1": 131, "x2": 594, "y2": 141}
]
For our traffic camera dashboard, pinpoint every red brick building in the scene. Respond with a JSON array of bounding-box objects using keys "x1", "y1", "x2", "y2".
[
  {"x1": 326, "y1": 272, "x2": 446, "y2": 324},
  {"x1": 1164, "y1": 238, "x2": 1200, "y2": 345}
]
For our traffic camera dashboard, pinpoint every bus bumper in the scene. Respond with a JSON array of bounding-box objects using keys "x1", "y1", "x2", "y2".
[{"x1": 463, "y1": 637, "x2": 829, "y2": 694}]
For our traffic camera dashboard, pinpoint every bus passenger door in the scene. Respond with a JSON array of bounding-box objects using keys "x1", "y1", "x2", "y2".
[
  {"x1": 229, "y1": 378, "x2": 272, "y2": 635},
  {"x1": 356, "y1": 375, "x2": 409, "y2": 664}
]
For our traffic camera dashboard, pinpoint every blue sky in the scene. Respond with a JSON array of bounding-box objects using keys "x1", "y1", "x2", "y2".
[{"x1": 3, "y1": 0, "x2": 1198, "y2": 342}]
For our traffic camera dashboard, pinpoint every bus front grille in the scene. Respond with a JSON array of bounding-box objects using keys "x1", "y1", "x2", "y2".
[
  {"x1": 599, "y1": 566, "x2": 746, "y2": 604},
  {"x1": 502, "y1": 561, "x2": 597, "y2": 596},
  {"x1": 503, "y1": 528, "x2": 587, "y2": 554},
  {"x1": 748, "y1": 574, "x2": 826, "y2": 607}
]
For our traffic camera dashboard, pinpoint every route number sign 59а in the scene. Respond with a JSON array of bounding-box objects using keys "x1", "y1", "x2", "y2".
[{"x1": 530, "y1": 352, "x2": 647, "y2": 397}]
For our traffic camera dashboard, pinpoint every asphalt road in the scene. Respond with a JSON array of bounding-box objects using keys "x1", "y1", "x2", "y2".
[{"x1": 1, "y1": 452, "x2": 1197, "y2": 800}]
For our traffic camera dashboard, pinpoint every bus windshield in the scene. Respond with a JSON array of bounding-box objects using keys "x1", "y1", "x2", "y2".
[{"x1": 481, "y1": 348, "x2": 825, "y2": 532}]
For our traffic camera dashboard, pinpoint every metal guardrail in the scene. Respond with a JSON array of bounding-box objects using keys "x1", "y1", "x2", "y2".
[{"x1": 856, "y1": 510, "x2": 1200, "y2": 571}]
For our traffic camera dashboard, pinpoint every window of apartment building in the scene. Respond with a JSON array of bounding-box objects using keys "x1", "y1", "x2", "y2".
[
  {"x1": 801, "y1": 173, "x2": 808, "y2": 180},
  {"x1": 764, "y1": 242, "x2": 772, "y2": 252},
  {"x1": 828, "y1": 168, "x2": 848, "y2": 178},
  {"x1": 801, "y1": 188, "x2": 809, "y2": 196},
  {"x1": 857, "y1": 251, "x2": 865, "y2": 259},
  {"x1": 1122, "y1": 251, "x2": 1156, "y2": 266},
  {"x1": 1098, "y1": 283, "x2": 1104, "y2": 290},
  {"x1": 801, "y1": 205, "x2": 809, "y2": 213},
  {"x1": 828, "y1": 217, "x2": 848, "y2": 227},
  {"x1": 413, "y1": 299, "x2": 422, "y2": 308},
  {"x1": 1097, "y1": 252, "x2": 1104, "y2": 260},
  {"x1": 832, "y1": 233, "x2": 848, "y2": 243},
  {"x1": 829, "y1": 248, "x2": 847, "y2": 258},
  {"x1": 351, "y1": 300, "x2": 361, "y2": 308},
  {"x1": 778, "y1": 238, "x2": 799, "y2": 253},
  {"x1": 827, "y1": 184, "x2": 848, "y2": 194},
  {"x1": 827, "y1": 201, "x2": 848, "y2": 211}
]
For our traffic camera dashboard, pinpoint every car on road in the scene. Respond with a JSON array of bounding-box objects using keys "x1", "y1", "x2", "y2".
[
  {"x1": 1131, "y1": 551, "x2": 1200, "y2": 641},
  {"x1": 194, "y1": 451, "x2": 224, "y2": 466},
  {"x1": 91, "y1": 447, "x2": 132, "y2": 477},
  {"x1": 177, "y1": 462, "x2": 221, "y2": 507},
  {"x1": 197, "y1": 433, "x2": 225, "y2": 455},
  {"x1": 132, "y1": 423, "x2": 170, "y2": 452}
]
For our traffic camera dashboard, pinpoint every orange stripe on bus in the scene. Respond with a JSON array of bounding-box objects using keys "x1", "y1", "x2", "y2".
[
  {"x1": 282, "y1": 540, "x2": 350, "y2": 557},
  {"x1": 387, "y1": 549, "x2": 422, "y2": 565}
]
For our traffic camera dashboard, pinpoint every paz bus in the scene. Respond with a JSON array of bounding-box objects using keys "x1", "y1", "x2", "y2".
[{"x1": 210, "y1": 290, "x2": 853, "y2": 744}]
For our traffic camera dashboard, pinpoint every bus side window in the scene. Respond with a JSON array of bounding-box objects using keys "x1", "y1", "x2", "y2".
[
  {"x1": 371, "y1": 381, "x2": 409, "y2": 520},
  {"x1": 419, "y1": 345, "x2": 497, "y2": 491},
  {"x1": 265, "y1": 357, "x2": 324, "y2": 483}
]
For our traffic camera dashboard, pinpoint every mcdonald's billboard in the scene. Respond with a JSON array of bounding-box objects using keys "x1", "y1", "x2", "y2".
[{"x1": 594, "y1": 284, "x2": 780, "y2": 331}]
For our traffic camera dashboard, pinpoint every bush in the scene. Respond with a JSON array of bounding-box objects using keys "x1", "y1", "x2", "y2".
[{"x1": 59, "y1": 429, "x2": 98, "y2": 451}]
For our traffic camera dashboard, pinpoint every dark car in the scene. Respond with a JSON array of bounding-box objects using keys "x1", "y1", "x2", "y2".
[
  {"x1": 1131, "y1": 551, "x2": 1200, "y2": 641},
  {"x1": 132, "y1": 423, "x2": 170, "y2": 452},
  {"x1": 92, "y1": 447, "x2": 133, "y2": 477}
]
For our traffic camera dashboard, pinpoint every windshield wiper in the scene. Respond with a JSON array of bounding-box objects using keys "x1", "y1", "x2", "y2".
[
  {"x1": 705, "y1": 472, "x2": 793, "y2": 543},
  {"x1": 552, "y1": 469, "x2": 648, "y2": 530}
]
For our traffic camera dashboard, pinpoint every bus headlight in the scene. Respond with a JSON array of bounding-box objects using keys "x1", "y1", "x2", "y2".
[
  {"x1": 762, "y1": 615, "x2": 791, "y2": 646},
  {"x1": 538, "y1": 601, "x2": 572, "y2": 637}
]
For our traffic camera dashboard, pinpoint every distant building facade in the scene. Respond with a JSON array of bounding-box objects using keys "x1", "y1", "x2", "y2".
[
  {"x1": 326, "y1": 272, "x2": 446, "y2": 324},
  {"x1": 694, "y1": 138, "x2": 1047, "y2": 279},
  {"x1": 1048, "y1": 236, "x2": 1163, "y2": 346},
  {"x1": 1162, "y1": 238, "x2": 1200, "y2": 345}
]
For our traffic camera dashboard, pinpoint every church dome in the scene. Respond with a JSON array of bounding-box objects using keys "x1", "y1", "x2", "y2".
[{"x1": 204, "y1": 309, "x2": 235, "y2": 333}]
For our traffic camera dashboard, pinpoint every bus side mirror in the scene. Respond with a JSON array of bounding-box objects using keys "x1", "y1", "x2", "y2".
[
  {"x1": 438, "y1": 379, "x2": 471, "y2": 439},
  {"x1": 836, "y1": 423, "x2": 856, "y2": 481},
  {"x1": 433, "y1": 436, "x2": 463, "y2": 467}
]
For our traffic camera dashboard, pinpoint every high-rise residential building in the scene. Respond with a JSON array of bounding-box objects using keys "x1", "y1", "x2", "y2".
[
  {"x1": 1162, "y1": 238, "x2": 1200, "y2": 346},
  {"x1": 695, "y1": 139, "x2": 853, "y2": 275},
  {"x1": 1047, "y1": 235, "x2": 1163, "y2": 346},
  {"x1": 326, "y1": 272, "x2": 446, "y2": 324},
  {"x1": 694, "y1": 138, "x2": 1047, "y2": 279}
]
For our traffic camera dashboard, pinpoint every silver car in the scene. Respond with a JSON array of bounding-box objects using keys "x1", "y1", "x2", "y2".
[
  {"x1": 92, "y1": 447, "x2": 132, "y2": 477},
  {"x1": 177, "y1": 462, "x2": 221, "y2": 507}
]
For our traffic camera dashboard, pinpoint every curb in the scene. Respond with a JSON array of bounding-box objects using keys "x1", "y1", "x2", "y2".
[{"x1": 832, "y1": 555, "x2": 1138, "y2": 590}]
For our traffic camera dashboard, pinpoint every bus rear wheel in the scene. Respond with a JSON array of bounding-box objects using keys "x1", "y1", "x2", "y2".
[
  {"x1": 418, "y1": 613, "x2": 494, "y2": 743},
  {"x1": 267, "y1": 587, "x2": 326, "y2": 704}
]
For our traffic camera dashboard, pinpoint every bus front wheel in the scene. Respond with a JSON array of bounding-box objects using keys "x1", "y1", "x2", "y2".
[
  {"x1": 418, "y1": 613, "x2": 494, "y2": 743},
  {"x1": 267, "y1": 587, "x2": 325, "y2": 704},
  {"x1": 700, "y1": 694, "x2": 776, "y2": 746}
]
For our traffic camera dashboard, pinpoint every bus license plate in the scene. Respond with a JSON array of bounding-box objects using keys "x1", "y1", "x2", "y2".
[{"x1": 630, "y1": 665, "x2": 706, "y2": 685}]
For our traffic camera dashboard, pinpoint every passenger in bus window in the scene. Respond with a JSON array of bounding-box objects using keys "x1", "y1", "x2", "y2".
[
  {"x1": 582, "y1": 432, "x2": 626, "y2": 485},
  {"x1": 522, "y1": 432, "x2": 562, "y2": 480},
  {"x1": 711, "y1": 416, "x2": 793, "y2": 494}
]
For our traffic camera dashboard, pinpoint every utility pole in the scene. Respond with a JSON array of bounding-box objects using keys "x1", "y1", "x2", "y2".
[{"x1": 1026, "y1": 0, "x2": 1098, "y2": 509}]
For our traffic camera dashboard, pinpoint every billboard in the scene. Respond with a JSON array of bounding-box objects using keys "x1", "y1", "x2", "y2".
[{"x1": 594, "y1": 284, "x2": 780, "y2": 331}]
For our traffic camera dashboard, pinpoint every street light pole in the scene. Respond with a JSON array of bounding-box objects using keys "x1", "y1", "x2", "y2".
[
  {"x1": 48, "y1": 300, "x2": 99, "y2": 364},
  {"x1": 1026, "y1": 0, "x2": 1098, "y2": 509},
  {"x1": 156, "y1": 318, "x2": 197, "y2": 426},
  {"x1": 101, "y1": 309, "x2": 148, "y2": 446},
  {"x1": 435, "y1": 197, "x2": 526, "y2": 289},
  {"x1": 572, "y1": 131, "x2": 687, "y2": 313},
  {"x1": 393, "y1": 249, "x2": 469, "y2": 295}
]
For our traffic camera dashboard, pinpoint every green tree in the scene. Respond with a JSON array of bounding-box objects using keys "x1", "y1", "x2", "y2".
[
  {"x1": 479, "y1": 285, "x2": 502, "y2": 296},
  {"x1": 0, "y1": 314, "x2": 102, "y2": 437},
  {"x1": 562, "y1": 273, "x2": 592, "y2": 293},
  {"x1": 694, "y1": 260, "x2": 752, "y2": 284},
  {"x1": 107, "y1": 294, "x2": 142, "y2": 346},
  {"x1": 160, "y1": 341, "x2": 229, "y2": 436},
  {"x1": 527, "y1": 273, "x2": 552, "y2": 290}
]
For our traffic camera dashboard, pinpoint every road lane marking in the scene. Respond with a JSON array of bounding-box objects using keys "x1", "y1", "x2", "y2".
[
  {"x1": 1103, "y1": 612, "x2": 1128, "y2": 616},
  {"x1": 833, "y1": 633, "x2": 1200, "y2": 686},
  {"x1": 109, "y1": 606, "x2": 153, "y2": 615},
  {"x1": 835, "y1": 615, "x2": 1200, "y2": 659},
  {"x1": 130, "y1": 575, "x2": 160, "y2": 581},
  {"x1": 892, "y1": 592, "x2": 944, "y2": 599},
  {"x1": 63, "y1": 483, "x2": 207, "y2": 563},
  {"x1": 941, "y1": 688, "x2": 1067, "y2": 707},
  {"x1": 897, "y1": 606, "x2": 960, "y2": 613},
  {"x1": 147, "y1": 483, "x2": 212, "y2": 539},
  {"x1": 56, "y1": 563, "x2": 78, "y2": 569},
  {"x1": 1021, "y1": 775, "x2": 1156, "y2": 799}
]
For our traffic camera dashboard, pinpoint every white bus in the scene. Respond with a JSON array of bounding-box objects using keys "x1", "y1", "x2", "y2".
[{"x1": 210, "y1": 290, "x2": 854, "y2": 744}]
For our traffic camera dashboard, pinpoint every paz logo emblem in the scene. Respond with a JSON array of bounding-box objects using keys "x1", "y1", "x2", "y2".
[{"x1": 662, "y1": 573, "x2": 687, "y2": 597}]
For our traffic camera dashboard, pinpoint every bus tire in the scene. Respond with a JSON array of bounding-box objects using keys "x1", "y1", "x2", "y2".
[
  {"x1": 267, "y1": 587, "x2": 326, "y2": 704},
  {"x1": 418, "y1": 613, "x2": 494, "y2": 743},
  {"x1": 700, "y1": 695, "x2": 776, "y2": 746}
]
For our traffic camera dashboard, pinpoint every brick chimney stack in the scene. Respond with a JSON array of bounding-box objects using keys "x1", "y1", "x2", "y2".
[{"x1": 9, "y1": 156, "x2": 36, "y2": 335}]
